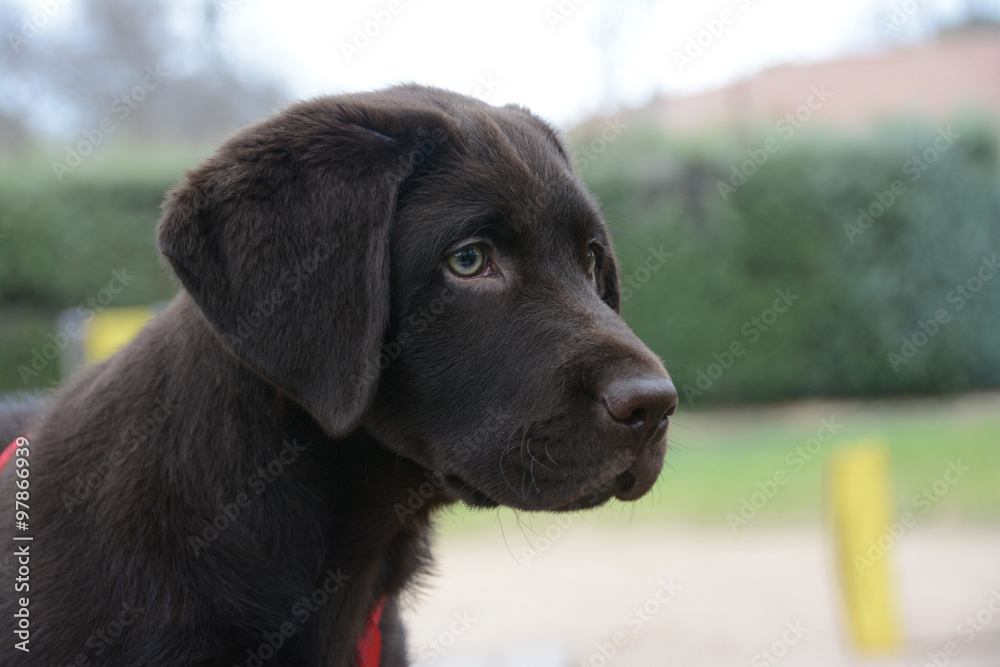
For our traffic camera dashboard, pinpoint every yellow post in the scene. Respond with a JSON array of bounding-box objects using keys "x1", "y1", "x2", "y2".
[
  {"x1": 829, "y1": 442, "x2": 903, "y2": 653},
  {"x1": 83, "y1": 306, "x2": 157, "y2": 365}
]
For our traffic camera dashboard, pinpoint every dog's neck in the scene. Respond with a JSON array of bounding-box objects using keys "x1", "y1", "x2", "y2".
[{"x1": 31, "y1": 291, "x2": 452, "y2": 663}]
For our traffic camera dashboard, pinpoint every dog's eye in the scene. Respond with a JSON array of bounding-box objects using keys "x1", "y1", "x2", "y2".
[
  {"x1": 446, "y1": 245, "x2": 488, "y2": 277},
  {"x1": 586, "y1": 246, "x2": 599, "y2": 280}
]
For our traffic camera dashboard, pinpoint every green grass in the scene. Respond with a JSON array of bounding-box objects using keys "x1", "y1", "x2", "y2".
[{"x1": 438, "y1": 393, "x2": 1000, "y2": 535}]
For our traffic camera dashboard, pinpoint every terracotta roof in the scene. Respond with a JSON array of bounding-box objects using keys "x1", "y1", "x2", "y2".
[{"x1": 633, "y1": 32, "x2": 1000, "y2": 131}]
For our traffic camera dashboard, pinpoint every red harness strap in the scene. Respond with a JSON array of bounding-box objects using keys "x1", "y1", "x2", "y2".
[
  {"x1": 1, "y1": 437, "x2": 384, "y2": 665},
  {"x1": 0, "y1": 438, "x2": 20, "y2": 471},
  {"x1": 356, "y1": 596, "x2": 385, "y2": 666}
]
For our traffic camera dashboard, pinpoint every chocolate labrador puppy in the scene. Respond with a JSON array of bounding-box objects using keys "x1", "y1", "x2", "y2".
[{"x1": 0, "y1": 85, "x2": 676, "y2": 666}]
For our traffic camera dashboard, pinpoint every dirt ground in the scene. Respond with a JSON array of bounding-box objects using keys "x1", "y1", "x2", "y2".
[{"x1": 400, "y1": 522, "x2": 1000, "y2": 666}]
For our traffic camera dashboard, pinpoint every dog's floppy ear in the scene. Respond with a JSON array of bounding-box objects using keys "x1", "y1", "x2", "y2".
[{"x1": 157, "y1": 93, "x2": 459, "y2": 435}]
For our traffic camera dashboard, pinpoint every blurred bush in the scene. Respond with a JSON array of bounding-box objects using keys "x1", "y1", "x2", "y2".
[
  {"x1": 1, "y1": 119, "x2": 998, "y2": 404},
  {"x1": 575, "y1": 116, "x2": 1000, "y2": 406},
  {"x1": 0, "y1": 161, "x2": 181, "y2": 390}
]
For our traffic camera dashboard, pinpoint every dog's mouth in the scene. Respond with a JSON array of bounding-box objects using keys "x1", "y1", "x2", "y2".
[
  {"x1": 437, "y1": 416, "x2": 670, "y2": 512},
  {"x1": 547, "y1": 430, "x2": 669, "y2": 510},
  {"x1": 444, "y1": 471, "x2": 622, "y2": 511},
  {"x1": 443, "y1": 448, "x2": 660, "y2": 513},
  {"x1": 549, "y1": 469, "x2": 638, "y2": 511}
]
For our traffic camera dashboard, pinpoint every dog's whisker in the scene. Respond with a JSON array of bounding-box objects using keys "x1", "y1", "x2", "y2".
[
  {"x1": 599, "y1": 197, "x2": 676, "y2": 240},
  {"x1": 663, "y1": 457, "x2": 681, "y2": 480},
  {"x1": 598, "y1": 197, "x2": 650, "y2": 214},
  {"x1": 527, "y1": 441, "x2": 536, "y2": 492},
  {"x1": 518, "y1": 428, "x2": 532, "y2": 500},
  {"x1": 525, "y1": 438, "x2": 542, "y2": 494},
  {"x1": 498, "y1": 425, "x2": 524, "y2": 496},
  {"x1": 524, "y1": 434, "x2": 547, "y2": 470},
  {"x1": 498, "y1": 441, "x2": 519, "y2": 496},
  {"x1": 495, "y1": 509, "x2": 519, "y2": 564},
  {"x1": 514, "y1": 510, "x2": 533, "y2": 550},
  {"x1": 543, "y1": 440, "x2": 558, "y2": 467},
  {"x1": 606, "y1": 224, "x2": 654, "y2": 270},
  {"x1": 392, "y1": 446, "x2": 402, "y2": 474}
]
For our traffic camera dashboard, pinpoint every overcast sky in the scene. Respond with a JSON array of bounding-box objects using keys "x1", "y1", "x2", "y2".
[
  {"x1": 4, "y1": 0, "x2": 992, "y2": 132},
  {"x1": 215, "y1": 0, "x2": 987, "y2": 127}
]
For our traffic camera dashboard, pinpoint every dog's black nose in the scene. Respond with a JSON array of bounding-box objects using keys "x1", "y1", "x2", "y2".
[{"x1": 603, "y1": 376, "x2": 678, "y2": 435}]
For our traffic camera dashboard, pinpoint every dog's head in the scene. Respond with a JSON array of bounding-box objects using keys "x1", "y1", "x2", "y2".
[{"x1": 158, "y1": 85, "x2": 676, "y2": 512}]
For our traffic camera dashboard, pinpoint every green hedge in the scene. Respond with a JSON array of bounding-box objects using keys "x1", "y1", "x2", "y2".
[
  {"x1": 575, "y1": 117, "x2": 1000, "y2": 407},
  {"x1": 1, "y1": 120, "x2": 998, "y2": 405},
  {"x1": 0, "y1": 162, "x2": 181, "y2": 390}
]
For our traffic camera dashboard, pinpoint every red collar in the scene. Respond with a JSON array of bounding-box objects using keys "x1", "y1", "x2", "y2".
[
  {"x1": 1, "y1": 437, "x2": 385, "y2": 665},
  {"x1": 356, "y1": 596, "x2": 385, "y2": 666}
]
